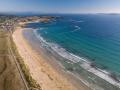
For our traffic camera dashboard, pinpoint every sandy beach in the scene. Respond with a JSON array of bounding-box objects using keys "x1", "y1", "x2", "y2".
[{"x1": 12, "y1": 24, "x2": 89, "y2": 90}]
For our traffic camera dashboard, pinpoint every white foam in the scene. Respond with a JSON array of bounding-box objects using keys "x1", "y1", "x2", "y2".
[
  {"x1": 71, "y1": 26, "x2": 81, "y2": 32},
  {"x1": 81, "y1": 63, "x2": 120, "y2": 87},
  {"x1": 33, "y1": 29, "x2": 120, "y2": 88},
  {"x1": 70, "y1": 19, "x2": 84, "y2": 23}
]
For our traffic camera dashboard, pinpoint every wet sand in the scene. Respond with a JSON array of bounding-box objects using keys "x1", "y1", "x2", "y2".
[{"x1": 13, "y1": 25, "x2": 89, "y2": 90}]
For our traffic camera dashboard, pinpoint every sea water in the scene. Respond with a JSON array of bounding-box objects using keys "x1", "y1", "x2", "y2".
[{"x1": 25, "y1": 14, "x2": 120, "y2": 89}]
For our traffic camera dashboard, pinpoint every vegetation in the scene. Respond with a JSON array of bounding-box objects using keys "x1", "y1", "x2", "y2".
[
  {"x1": 0, "y1": 30, "x2": 26, "y2": 90},
  {"x1": 10, "y1": 31, "x2": 42, "y2": 90},
  {"x1": 0, "y1": 15, "x2": 16, "y2": 23},
  {"x1": 0, "y1": 15, "x2": 42, "y2": 90}
]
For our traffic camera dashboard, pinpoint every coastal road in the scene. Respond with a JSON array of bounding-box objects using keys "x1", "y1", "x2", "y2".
[{"x1": 7, "y1": 32, "x2": 29, "y2": 90}]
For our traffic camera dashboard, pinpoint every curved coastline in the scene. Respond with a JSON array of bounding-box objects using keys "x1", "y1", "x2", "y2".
[
  {"x1": 13, "y1": 21, "x2": 120, "y2": 90},
  {"x1": 33, "y1": 28, "x2": 120, "y2": 86},
  {"x1": 13, "y1": 25, "x2": 89, "y2": 90},
  {"x1": 32, "y1": 27, "x2": 120, "y2": 90}
]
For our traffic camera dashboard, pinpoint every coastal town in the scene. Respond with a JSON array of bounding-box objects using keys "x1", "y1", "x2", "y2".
[
  {"x1": 0, "y1": 15, "x2": 57, "y2": 90},
  {"x1": 0, "y1": 15, "x2": 80, "y2": 90},
  {"x1": 0, "y1": 14, "x2": 120, "y2": 90},
  {"x1": 0, "y1": 16, "x2": 56, "y2": 32},
  {"x1": 0, "y1": 0, "x2": 120, "y2": 90}
]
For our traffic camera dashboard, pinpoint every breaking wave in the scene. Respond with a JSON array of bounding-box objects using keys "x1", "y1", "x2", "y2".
[
  {"x1": 70, "y1": 19, "x2": 84, "y2": 23},
  {"x1": 33, "y1": 29, "x2": 120, "y2": 88}
]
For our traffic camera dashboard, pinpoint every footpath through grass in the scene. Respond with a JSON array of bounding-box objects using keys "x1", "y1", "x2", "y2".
[
  {"x1": 10, "y1": 32, "x2": 42, "y2": 90},
  {"x1": 0, "y1": 30, "x2": 26, "y2": 90},
  {"x1": 0, "y1": 29, "x2": 41, "y2": 90}
]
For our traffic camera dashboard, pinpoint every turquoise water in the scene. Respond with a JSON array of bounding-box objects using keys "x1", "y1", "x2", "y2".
[{"x1": 26, "y1": 14, "x2": 120, "y2": 77}]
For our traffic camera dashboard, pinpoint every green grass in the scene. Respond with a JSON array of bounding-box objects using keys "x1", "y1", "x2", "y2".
[
  {"x1": 0, "y1": 29, "x2": 41, "y2": 90},
  {"x1": 10, "y1": 34, "x2": 42, "y2": 90},
  {"x1": 0, "y1": 30, "x2": 27, "y2": 90}
]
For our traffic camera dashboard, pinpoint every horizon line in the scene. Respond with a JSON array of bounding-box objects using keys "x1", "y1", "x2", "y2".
[{"x1": 1, "y1": 11, "x2": 120, "y2": 15}]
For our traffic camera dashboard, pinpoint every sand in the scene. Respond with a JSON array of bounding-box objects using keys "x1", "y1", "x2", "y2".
[{"x1": 12, "y1": 26, "x2": 88, "y2": 90}]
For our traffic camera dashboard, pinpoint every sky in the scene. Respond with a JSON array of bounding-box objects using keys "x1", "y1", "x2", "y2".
[{"x1": 0, "y1": 0, "x2": 120, "y2": 14}]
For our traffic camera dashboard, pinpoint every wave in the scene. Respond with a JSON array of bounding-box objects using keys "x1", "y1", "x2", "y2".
[
  {"x1": 33, "y1": 29, "x2": 120, "y2": 88},
  {"x1": 71, "y1": 26, "x2": 81, "y2": 32},
  {"x1": 70, "y1": 19, "x2": 84, "y2": 23},
  {"x1": 33, "y1": 29, "x2": 86, "y2": 63}
]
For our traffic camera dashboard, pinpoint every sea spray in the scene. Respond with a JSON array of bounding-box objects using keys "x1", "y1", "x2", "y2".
[{"x1": 33, "y1": 29, "x2": 120, "y2": 88}]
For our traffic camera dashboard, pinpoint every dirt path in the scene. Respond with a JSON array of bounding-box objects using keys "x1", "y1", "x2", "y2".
[
  {"x1": 0, "y1": 31, "x2": 26, "y2": 90},
  {"x1": 13, "y1": 27, "x2": 89, "y2": 90}
]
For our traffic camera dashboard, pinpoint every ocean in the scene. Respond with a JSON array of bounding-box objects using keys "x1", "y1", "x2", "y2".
[{"x1": 25, "y1": 14, "x2": 120, "y2": 90}]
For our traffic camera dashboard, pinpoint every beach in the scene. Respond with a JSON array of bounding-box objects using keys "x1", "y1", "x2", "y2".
[{"x1": 12, "y1": 24, "x2": 89, "y2": 90}]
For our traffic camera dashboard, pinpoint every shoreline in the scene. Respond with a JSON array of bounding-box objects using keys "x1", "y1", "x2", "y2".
[
  {"x1": 13, "y1": 25, "x2": 89, "y2": 90},
  {"x1": 22, "y1": 28, "x2": 90, "y2": 90},
  {"x1": 24, "y1": 27, "x2": 120, "y2": 90},
  {"x1": 32, "y1": 28, "x2": 120, "y2": 88},
  {"x1": 13, "y1": 20, "x2": 120, "y2": 90}
]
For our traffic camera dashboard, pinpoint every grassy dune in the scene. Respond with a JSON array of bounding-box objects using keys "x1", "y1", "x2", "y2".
[
  {"x1": 0, "y1": 30, "x2": 26, "y2": 90},
  {"x1": 11, "y1": 32, "x2": 42, "y2": 90}
]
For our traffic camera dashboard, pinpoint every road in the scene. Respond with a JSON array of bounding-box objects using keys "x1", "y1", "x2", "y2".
[{"x1": 7, "y1": 31, "x2": 29, "y2": 90}]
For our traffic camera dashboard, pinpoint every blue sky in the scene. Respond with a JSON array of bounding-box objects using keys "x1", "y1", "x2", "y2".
[{"x1": 0, "y1": 0, "x2": 120, "y2": 13}]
